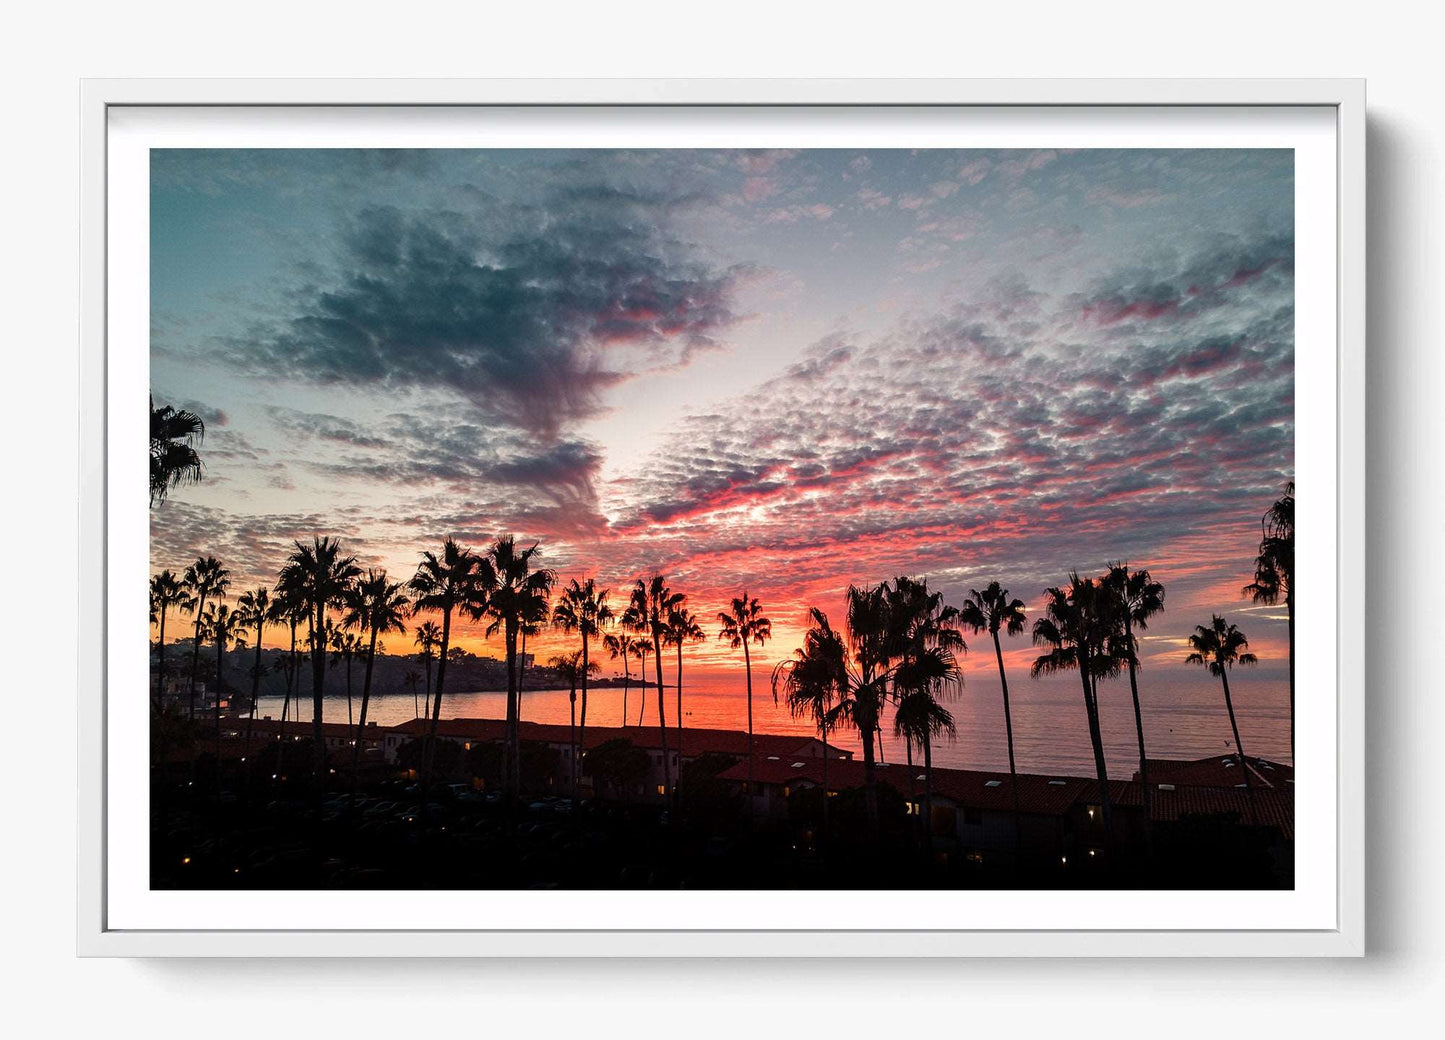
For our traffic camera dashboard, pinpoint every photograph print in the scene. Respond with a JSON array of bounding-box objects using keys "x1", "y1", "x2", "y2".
[{"x1": 147, "y1": 145, "x2": 1295, "y2": 891}]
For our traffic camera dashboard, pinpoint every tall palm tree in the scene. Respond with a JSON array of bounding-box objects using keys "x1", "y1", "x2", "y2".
[
  {"x1": 343, "y1": 569, "x2": 409, "y2": 805},
  {"x1": 403, "y1": 669, "x2": 422, "y2": 717},
  {"x1": 516, "y1": 590, "x2": 550, "y2": 719},
  {"x1": 270, "y1": 569, "x2": 307, "y2": 740},
  {"x1": 604, "y1": 632, "x2": 637, "y2": 725},
  {"x1": 552, "y1": 578, "x2": 613, "y2": 800},
  {"x1": 412, "y1": 620, "x2": 441, "y2": 720},
  {"x1": 1031, "y1": 574, "x2": 1120, "y2": 836},
  {"x1": 630, "y1": 638, "x2": 653, "y2": 725},
  {"x1": 835, "y1": 582, "x2": 895, "y2": 828},
  {"x1": 549, "y1": 650, "x2": 598, "y2": 802},
  {"x1": 958, "y1": 581, "x2": 1027, "y2": 857},
  {"x1": 1185, "y1": 615, "x2": 1259, "y2": 823},
  {"x1": 149, "y1": 394, "x2": 205, "y2": 507},
  {"x1": 236, "y1": 587, "x2": 271, "y2": 759},
  {"x1": 284, "y1": 537, "x2": 360, "y2": 780},
  {"x1": 329, "y1": 625, "x2": 362, "y2": 727},
  {"x1": 664, "y1": 603, "x2": 705, "y2": 745},
  {"x1": 409, "y1": 538, "x2": 488, "y2": 805},
  {"x1": 203, "y1": 601, "x2": 246, "y2": 766},
  {"x1": 1245, "y1": 481, "x2": 1294, "y2": 762},
  {"x1": 1103, "y1": 563, "x2": 1165, "y2": 856},
  {"x1": 149, "y1": 569, "x2": 191, "y2": 714},
  {"x1": 625, "y1": 576, "x2": 682, "y2": 804},
  {"x1": 480, "y1": 536, "x2": 556, "y2": 808},
  {"x1": 772, "y1": 607, "x2": 846, "y2": 830},
  {"x1": 716, "y1": 590, "x2": 772, "y2": 807},
  {"x1": 887, "y1": 576, "x2": 964, "y2": 844},
  {"x1": 180, "y1": 556, "x2": 229, "y2": 727}
]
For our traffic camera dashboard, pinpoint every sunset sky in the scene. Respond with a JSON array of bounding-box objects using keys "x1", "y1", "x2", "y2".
[{"x1": 149, "y1": 147, "x2": 1293, "y2": 681}]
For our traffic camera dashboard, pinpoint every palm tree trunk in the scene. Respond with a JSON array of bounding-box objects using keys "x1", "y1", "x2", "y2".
[
  {"x1": 518, "y1": 628, "x2": 528, "y2": 722},
  {"x1": 579, "y1": 631, "x2": 590, "y2": 804},
  {"x1": 569, "y1": 685, "x2": 578, "y2": 803},
  {"x1": 187, "y1": 593, "x2": 207, "y2": 724},
  {"x1": 675, "y1": 641, "x2": 684, "y2": 747},
  {"x1": 345, "y1": 654, "x2": 353, "y2": 728},
  {"x1": 310, "y1": 608, "x2": 327, "y2": 781},
  {"x1": 905, "y1": 738, "x2": 917, "y2": 835},
  {"x1": 423, "y1": 653, "x2": 433, "y2": 720},
  {"x1": 1124, "y1": 621, "x2": 1154, "y2": 867},
  {"x1": 350, "y1": 626, "x2": 378, "y2": 815},
  {"x1": 743, "y1": 639, "x2": 753, "y2": 813},
  {"x1": 992, "y1": 631, "x2": 1023, "y2": 867},
  {"x1": 1219, "y1": 669, "x2": 1259, "y2": 826},
  {"x1": 155, "y1": 609, "x2": 168, "y2": 714},
  {"x1": 654, "y1": 633, "x2": 670, "y2": 809},
  {"x1": 505, "y1": 620, "x2": 521, "y2": 808},
  {"x1": 861, "y1": 720, "x2": 878, "y2": 832},
  {"x1": 246, "y1": 623, "x2": 263, "y2": 762},
  {"x1": 214, "y1": 631, "x2": 225, "y2": 769},
  {"x1": 923, "y1": 733, "x2": 934, "y2": 852},
  {"x1": 621, "y1": 657, "x2": 630, "y2": 727},
  {"x1": 419, "y1": 609, "x2": 452, "y2": 832},
  {"x1": 1078, "y1": 651, "x2": 1113, "y2": 843},
  {"x1": 636, "y1": 654, "x2": 648, "y2": 725},
  {"x1": 821, "y1": 727, "x2": 830, "y2": 833}
]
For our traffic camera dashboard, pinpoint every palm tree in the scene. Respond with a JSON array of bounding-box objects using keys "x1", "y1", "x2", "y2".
[
  {"x1": 149, "y1": 569, "x2": 191, "y2": 714},
  {"x1": 180, "y1": 556, "x2": 229, "y2": 727},
  {"x1": 202, "y1": 601, "x2": 246, "y2": 766},
  {"x1": 664, "y1": 603, "x2": 705, "y2": 744},
  {"x1": 236, "y1": 587, "x2": 271, "y2": 759},
  {"x1": 958, "y1": 581, "x2": 1027, "y2": 857},
  {"x1": 893, "y1": 688, "x2": 957, "y2": 843},
  {"x1": 516, "y1": 590, "x2": 549, "y2": 719},
  {"x1": 1103, "y1": 563, "x2": 1165, "y2": 856},
  {"x1": 604, "y1": 632, "x2": 637, "y2": 725},
  {"x1": 269, "y1": 570, "x2": 307, "y2": 740},
  {"x1": 343, "y1": 569, "x2": 409, "y2": 805},
  {"x1": 886, "y1": 576, "x2": 964, "y2": 844},
  {"x1": 772, "y1": 607, "x2": 846, "y2": 830},
  {"x1": 284, "y1": 537, "x2": 360, "y2": 780},
  {"x1": 625, "y1": 576, "x2": 681, "y2": 804},
  {"x1": 402, "y1": 669, "x2": 422, "y2": 717},
  {"x1": 480, "y1": 536, "x2": 556, "y2": 808},
  {"x1": 716, "y1": 590, "x2": 772, "y2": 808},
  {"x1": 549, "y1": 650, "x2": 598, "y2": 802},
  {"x1": 329, "y1": 625, "x2": 362, "y2": 727},
  {"x1": 835, "y1": 582, "x2": 894, "y2": 828},
  {"x1": 412, "y1": 620, "x2": 441, "y2": 720},
  {"x1": 630, "y1": 638, "x2": 653, "y2": 724},
  {"x1": 409, "y1": 538, "x2": 488, "y2": 804},
  {"x1": 1031, "y1": 574, "x2": 1120, "y2": 836},
  {"x1": 1245, "y1": 481, "x2": 1294, "y2": 762},
  {"x1": 552, "y1": 578, "x2": 613, "y2": 802},
  {"x1": 1185, "y1": 615, "x2": 1260, "y2": 822},
  {"x1": 149, "y1": 394, "x2": 205, "y2": 506}
]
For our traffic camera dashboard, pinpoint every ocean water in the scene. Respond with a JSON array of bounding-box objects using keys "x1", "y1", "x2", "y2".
[{"x1": 250, "y1": 669, "x2": 1292, "y2": 776}]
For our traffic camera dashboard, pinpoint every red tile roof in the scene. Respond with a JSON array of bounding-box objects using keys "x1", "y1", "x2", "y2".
[
  {"x1": 245, "y1": 717, "x2": 385, "y2": 741},
  {"x1": 1138, "y1": 754, "x2": 1293, "y2": 790},
  {"x1": 387, "y1": 717, "x2": 848, "y2": 760}
]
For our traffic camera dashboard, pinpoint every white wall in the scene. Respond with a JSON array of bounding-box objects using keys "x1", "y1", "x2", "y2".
[{"x1": 2, "y1": 1, "x2": 1439, "y2": 1034}]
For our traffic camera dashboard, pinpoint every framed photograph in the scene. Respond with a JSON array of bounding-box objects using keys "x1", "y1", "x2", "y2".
[{"x1": 80, "y1": 78, "x2": 1365, "y2": 957}]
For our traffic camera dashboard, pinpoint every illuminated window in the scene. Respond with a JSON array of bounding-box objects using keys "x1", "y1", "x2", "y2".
[
  {"x1": 782, "y1": 786, "x2": 791, "y2": 798},
  {"x1": 655, "y1": 784, "x2": 666, "y2": 796}
]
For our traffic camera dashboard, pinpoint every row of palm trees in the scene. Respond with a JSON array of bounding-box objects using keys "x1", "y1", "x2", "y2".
[{"x1": 151, "y1": 483, "x2": 1294, "y2": 839}]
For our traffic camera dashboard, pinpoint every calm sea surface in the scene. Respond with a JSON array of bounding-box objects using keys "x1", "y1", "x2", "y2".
[{"x1": 252, "y1": 670, "x2": 1292, "y2": 775}]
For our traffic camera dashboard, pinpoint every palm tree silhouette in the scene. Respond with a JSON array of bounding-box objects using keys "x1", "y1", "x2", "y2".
[
  {"x1": 203, "y1": 601, "x2": 246, "y2": 766},
  {"x1": 402, "y1": 669, "x2": 422, "y2": 717},
  {"x1": 1103, "y1": 563, "x2": 1165, "y2": 860},
  {"x1": 343, "y1": 569, "x2": 409, "y2": 808},
  {"x1": 412, "y1": 621, "x2": 441, "y2": 720},
  {"x1": 552, "y1": 578, "x2": 612, "y2": 803},
  {"x1": 772, "y1": 607, "x2": 845, "y2": 830},
  {"x1": 269, "y1": 571, "x2": 306, "y2": 743},
  {"x1": 604, "y1": 632, "x2": 637, "y2": 726},
  {"x1": 549, "y1": 650, "x2": 599, "y2": 802},
  {"x1": 629, "y1": 638, "x2": 653, "y2": 725},
  {"x1": 835, "y1": 582, "x2": 894, "y2": 829},
  {"x1": 626, "y1": 576, "x2": 681, "y2": 805},
  {"x1": 1245, "y1": 481, "x2": 1294, "y2": 761},
  {"x1": 149, "y1": 569, "x2": 191, "y2": 714},
  {"x1": 236, "y1": 587, "x2": 271, "y2": 759},
  {"x1": 958, "y1": 581, "x2": 1027, "y2": 859},
  {"x1": 180, "y1": 556, "x2": 229, "y2": 729},
  {"x1": 664, "y1": 602, "x2": 705, "y2": 745},
  {"x1": 149, "y1": 394, "x2": 205, "y2": 507},
  {"x1": 516, "y1": 591, "x2": 549, "y2": 719},
  {"x1": 408, "y1": 538, "x2": 487, "y2": 810},
  {"x1": 480, "y1": 536, "x2": 556, "y2": 809},
  {"x1": 285, "y1": 537, "x2": 360, "y2": 780},
  {"x1": 1032, "y1": 574, "x2": 1120, "y2": 837},
  {"x1": 1185, "y1": 614, "x2": 1259, "y2": 823},
  {"x1": 887, "y1": 575, "x2": 965, "y2": 844},
  {"x1": 716, "y1": 590, "x2": 772, "y2": 809}
]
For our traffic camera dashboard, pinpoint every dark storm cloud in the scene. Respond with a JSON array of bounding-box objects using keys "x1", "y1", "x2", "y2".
[{"x1": 228, "y1": 196, "x2": 748, "y2": 439}]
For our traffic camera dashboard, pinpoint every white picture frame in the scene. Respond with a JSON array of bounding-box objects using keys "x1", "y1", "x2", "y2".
[{"x1": 79, "y1": 77, "x2": 1366, "y2": 957}]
